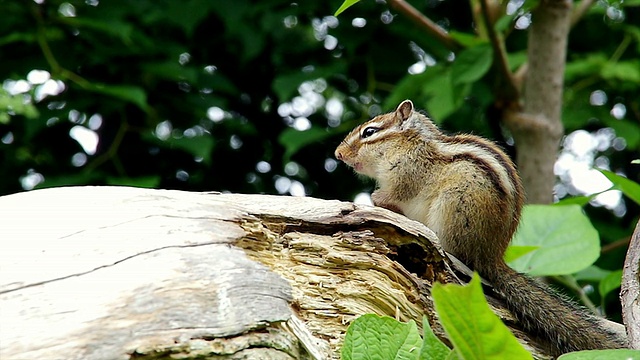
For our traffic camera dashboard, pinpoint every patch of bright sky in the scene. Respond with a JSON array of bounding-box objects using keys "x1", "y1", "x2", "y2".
[
  {"x1": 274, "y1": 176, "x2": 306, "y2": 196},
  {"x1": 277, "y1": 78, "x2": 328, "y2": 131},
  {"x1": 408, "y1": 42, "x2": 436, "y2": 75},
  {"x1": 354, "y1": 192, "x2": 373, "y2": 206},
  {"x1": 554, "y1": 85, "x2": 629, "y2": 216},
  {"x1": 69, "y1": 126, "x2": 98, "y2": 155}
]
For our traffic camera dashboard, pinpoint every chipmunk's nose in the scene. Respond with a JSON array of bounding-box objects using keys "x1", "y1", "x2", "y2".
[{"x1": 334, "y1": 149, "x2": 343, "y2": 161}]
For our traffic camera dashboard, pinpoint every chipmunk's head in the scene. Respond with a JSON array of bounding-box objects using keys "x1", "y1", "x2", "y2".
[{"x1": 334, "y1": 100, "x2": 441, "y2": 179}]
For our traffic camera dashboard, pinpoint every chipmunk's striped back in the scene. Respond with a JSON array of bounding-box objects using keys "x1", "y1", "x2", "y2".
[
  {"x1": 336, "y1": 100, "x2": 523, "y2": 218},
  {"x1": 335, "y1": 99, "x2": 626, "y2": 356}
]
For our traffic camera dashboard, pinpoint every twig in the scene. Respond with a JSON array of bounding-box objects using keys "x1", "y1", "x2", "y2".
[
  {"x1": 571, "y1": 0, "x2": 596, "y2": 27},
  {"x1": 478, "y1": 0, "x2": 519, "y2": 102},
  {"x1": 601, "y1": 236, "x2": 631, "y2": 255},
  {"x1": 609, "y1": 34, "x2": 632, "y2": 63},
  {"x1": 553, "y1": 275, "x2": 600, "y2": 315},
  {"x1": 386, "y1": 0, "x2": 460, "y2": 51},
  {"x1": 32, "y1": 3, "x2": 93, "y2": 89},
  {"x1": 85, "y1": 119, "x2": 129, "y2": 173},
  {"x1": 32, "y1": 4, "x2": 61, "y2": 74}
]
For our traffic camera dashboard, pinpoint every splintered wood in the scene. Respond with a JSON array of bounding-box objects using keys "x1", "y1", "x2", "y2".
[{"x1": 0, "y1": 186, "x2": 550, "y2": 359}]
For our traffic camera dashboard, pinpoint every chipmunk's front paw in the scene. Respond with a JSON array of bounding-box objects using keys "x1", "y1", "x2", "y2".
[{"x1": 371, "y1": 190, "x2": 403, "y2": 214}]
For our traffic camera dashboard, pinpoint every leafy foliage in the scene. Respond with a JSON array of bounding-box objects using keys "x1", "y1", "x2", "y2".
[
  {"x1": 342, "y1": 275, "x2": 639, "y2": 359},
  {"x1": 342, "y1": 275, "x2": 531, "y2": 359},
  {"x1": 341, "y1": 314, "x2": 424, "y2": 360},
  {"x1": 509, "y1": 204, "x2": 601, "y2": 276},
  {"x1": 557, "y1": 349, "x2": 640, "y2": 360},
  {"x1": 432, "y1": 275, "x2": 532, "y2": 360},
  {"x1": 419, "y1": 316, "x2": 451, "y2": 360}
]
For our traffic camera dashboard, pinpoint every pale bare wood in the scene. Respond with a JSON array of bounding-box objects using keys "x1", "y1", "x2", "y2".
[
  {"x1": 0, "y1": 186, "x2": 448, "y2": 359},
  {"x1": 622, "y1": 219, "x2": 640, "y2": 348},
  {"x1": 0, "y1": 186, "x2": 575, "y2": 359}
]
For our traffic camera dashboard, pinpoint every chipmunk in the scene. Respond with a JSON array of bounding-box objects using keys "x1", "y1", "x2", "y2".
[{"x1": 335, "y1": 100, "x2": 626, "y2": 356}]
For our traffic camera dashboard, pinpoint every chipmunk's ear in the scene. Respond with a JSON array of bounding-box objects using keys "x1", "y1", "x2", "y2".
[{"x1": 395, "y1": 100, "x2": 414, "y2": 121}]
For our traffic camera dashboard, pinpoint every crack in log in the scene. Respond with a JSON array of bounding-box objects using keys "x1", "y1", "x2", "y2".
[{"x1": 0, "y1": 243, "x2": 225, "y2": 295}]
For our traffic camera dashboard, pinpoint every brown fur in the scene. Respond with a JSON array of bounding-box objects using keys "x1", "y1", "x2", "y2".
[{"x1": 335, "y1": 100, "x2": 627, "y2": 357}]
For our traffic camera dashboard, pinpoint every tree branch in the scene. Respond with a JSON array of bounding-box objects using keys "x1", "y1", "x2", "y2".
[
  {"x1": 478, "y1": 0, "x2": 519, "y2": 102},
  {"x1": 513, "y1": 0, "x2": 595, "y2": 95},
  {"x1": 602, "y1": 236, "x2": 631, "y2": 255},
  {"x1": 553, "y1": 275, "x2": 599, "y2": 315},
  {"x1": 621, "y1": 219, "x2": 640, "y2": 349},
  {"x1": 386, "y1": 0, "x2": 461, "y2": 51},
  {"x1": 571, "y1": 0, "x2": 596, "y2": 27}
]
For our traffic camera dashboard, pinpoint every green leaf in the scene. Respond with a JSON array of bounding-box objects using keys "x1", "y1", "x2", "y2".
[
  {"x1": 494, "y1": 14, "x2": 515, "y2": 33},
  {"x1": 565, "y1": 54, "x2": 607, "y2": 83},
  {"x1": 0, "y1": 89, "x2": 39, "y2": 123},
  {"x1": 448, "y1": 31, "x2": 484, "y2": 48},
  {"x1": 279, "y1": 127, "x2": 334, "y2": 162},
  {"x1": 142, "y1": 61, "x2": 199, "y2": 84},
  {"x1": 601, "y1": 61, "x2": 640, "y2": 83},
  {"x1": 598, "y1": 169, "x2": 640, "y2": 205},
  {"x1": 420, "y1": 316, "x2": 451, "y2": 360},
  {"x1": 509, "y1": 205, "x2": 600, "y2": 276},
  {"x1": 445, "y1": 352, "x2": 463, "y2": 360},
  {"x1": 506, "y1": 51, "x2": 527, "y2": 71},
  {"x1": 427, "y1": 69, "x2": 464, "y2": 121},
  {"x1": 86, "y1": 83, "x2": 150, "y2": 113},
  {"x1": 61, "y1": 17, "x2": 134, "y2": 45},
  {"x1": 335, "y1": 0, "x2": 361, "y2": 16},
  {"x1": 451, "y1": 44, "x2": 493, "y2": 85},
  {"x1": 386, "y1": 65, "x2": 462, "y2": 122},
  {"x1": 558, "y1": 349, "x2": 640, "y2": 360},
  {"x1": 167, "y1": 136, "x2": 215, "y2": 164},
  {"x1": 142, "y1": 131, "x2": 215, "y2": 165},
  {"x1": 341, "y1": 314, "x2": 422, "y2": 360},
  {"x1": 555, "y1": 196, "x2": 592, "y2": 206},
  {"x1": 601, "y1": 117, "x2": 640, "y2": 149},
  {"x1": 164, "y1": 0, "x2": 215, "y2": 36},
  {"x1": 432, "y1": 274, "x2": 532, "y2": 360},
  {"x1": 574, "y1": 266, "x2": 612, "y2": 282},
  {"x1": 598, "y1": 270, "x2": 623, "y2": 299},
  {"x1": 504, "y1": 245, "x2": 539, "y2": 263}
]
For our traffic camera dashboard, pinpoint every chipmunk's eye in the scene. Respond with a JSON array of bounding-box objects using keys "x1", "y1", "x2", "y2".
[{"x1": 361, "y1": 127, "x2": 380, "y2": 139}]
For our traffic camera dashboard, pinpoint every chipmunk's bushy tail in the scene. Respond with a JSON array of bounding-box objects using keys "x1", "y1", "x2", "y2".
[{"x1": 485, "y1": 262, "x2": 626, "y2": 357}]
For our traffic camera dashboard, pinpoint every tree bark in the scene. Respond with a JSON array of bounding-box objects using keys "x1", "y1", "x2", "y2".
[
  {"x1": 0, "y1": 186, "x2": 615, "y2": 359},
  {"x1": 504, "y1": 0, "x2": 572, "y2": 204},
  {"x1": 622, "y1": 219, "x2": 640, "y2": 349}
]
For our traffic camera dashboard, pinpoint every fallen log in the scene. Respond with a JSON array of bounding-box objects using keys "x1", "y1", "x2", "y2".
[{"x1": 1, "y1": 185, "x2": 614, "y2": 359}]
